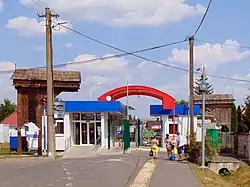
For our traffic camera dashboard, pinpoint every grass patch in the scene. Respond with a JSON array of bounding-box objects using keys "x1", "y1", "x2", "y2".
[
  {"x1": 229, "y1": 166, "x2": 250, "y2": 187},
  {"x1": 0, "y1": 148, "x2": 35, "y2": 156},
  {"x1": 0, "y1": 149, "x2": 63, "y2": 160},
  {"x1": 190, "y1": 163, "x2": 250, "y2": 187}
]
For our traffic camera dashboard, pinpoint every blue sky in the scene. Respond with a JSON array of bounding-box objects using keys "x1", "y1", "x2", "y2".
[{"x1": 1, "y1": 0, "x2": 250, "y2": 118}]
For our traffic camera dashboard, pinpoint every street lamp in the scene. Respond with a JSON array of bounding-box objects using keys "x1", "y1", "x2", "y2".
[
  {"x1": 90, "y1": 82, "x2": 102, "y2": 100},
  {"x1": 197, "y1": 65, "x2": 208, "y2": 169}
]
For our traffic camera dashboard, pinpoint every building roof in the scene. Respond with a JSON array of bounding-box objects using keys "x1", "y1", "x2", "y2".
[
  {"x1": 64, "y1": 101, "x2": 127, "y2": 115},
  {"x1": 194, "y1": 94, "x2": 235, "y2": 101},
  {"x1": 0, "y1": 112, "x2": 17, "y2": 126},
  {"x1": 11, "y1": 69, "x2": 81, "y2": 82},
  {"x1": 150, "y1": 104, "x2": 200, "y2": 116}
]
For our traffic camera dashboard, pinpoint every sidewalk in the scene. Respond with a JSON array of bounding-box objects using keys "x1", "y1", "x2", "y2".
[{"x1": 148, "y1": 158, "x2": 200, "y2": 187}]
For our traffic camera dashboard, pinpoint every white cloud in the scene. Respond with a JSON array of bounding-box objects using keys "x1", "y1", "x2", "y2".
[
  {"x1": 168, "y1": 40, "x2": 250, "y2": 71},
  {"x1": 20, "y1": 0, "x2": 205, "y2": 26},
  {"x1": 5, "y1": 16, "x2": 71, "y2": 36},
  {"x1": 0, "y1": 62, "x2": 16, "y2": 103},
  {"x1": 2, "y1": 38, "x2": 250, "y2": 118}
]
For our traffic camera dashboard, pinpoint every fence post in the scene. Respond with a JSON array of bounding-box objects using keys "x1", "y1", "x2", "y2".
[
  {"x1": 123, "y1": 119, "x2": 130, "y2": 153},
  {"x1": 248, "y1": 132, "x2": 250, "y2": 161}
]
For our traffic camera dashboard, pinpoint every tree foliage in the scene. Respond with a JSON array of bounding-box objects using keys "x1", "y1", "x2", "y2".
[
  {"x1": 236, "y1": 105, "x2": 249, "y2": 133},
  {"x1": 186, "y1": 135, "x2": 219, "y2": 164},
  {"x1": 241, "y1": 92, "x2": 250, "y2": 132},
  {"x1": 231, "y1": 103, "x2": 237, "y2": 133},
  {"x1": 175, "y1": 100, "x2": 188, "y2": 105},
  {"x1": 194, "y1": 74, "x2": 214, "y2": 95},
  {"x1": 0, "y1": 99, "x2": 17, "y2": 122}
]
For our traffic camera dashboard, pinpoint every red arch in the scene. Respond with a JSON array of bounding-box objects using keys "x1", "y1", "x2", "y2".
[{"x1": 98, "y1": 85, "x2": 175, "y2": 109}]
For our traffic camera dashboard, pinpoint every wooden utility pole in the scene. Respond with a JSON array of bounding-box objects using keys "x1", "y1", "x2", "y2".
[
  {"x1": 189, "y1": 36, "x2": 194, "y2": 136},
  {"x1": 39, "y1": 8, "x2": 59, "y2": 158}
]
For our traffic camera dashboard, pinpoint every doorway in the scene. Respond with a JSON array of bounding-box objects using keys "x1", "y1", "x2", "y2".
[{"x1": 73, "y1": 121, "x2": 97, "y2": 145}]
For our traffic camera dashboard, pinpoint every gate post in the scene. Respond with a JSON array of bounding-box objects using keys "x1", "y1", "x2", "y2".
[
  {"x1": 108, "y1": 113, "x2": 111, "y2": 150},
  {"x1": 137, "y1": 119, "x2": 141, "y2": 147},
  {"x1": 123, "y1": 119, "x2": 130, "y2": 153}
]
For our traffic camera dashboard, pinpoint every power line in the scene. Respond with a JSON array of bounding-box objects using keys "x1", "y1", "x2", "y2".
[
  {"x1": 15, "y1": 1, "x2": 250, "y2": 83},
  {"x1": 59, "y1": 24, "x2": 187, "y2": 55},
  {"x1": 193, "y1": 0, "x2": 213, "y2": 36},
  {"x1": 195, "y1": 38, "x2": 250, "y2": 49},
  {"x1": 206, "y1": 74, "x2": 250, "y2": 83},
  {"x1": 0, "y1": 40, "x2": 186, "y2": 74}
]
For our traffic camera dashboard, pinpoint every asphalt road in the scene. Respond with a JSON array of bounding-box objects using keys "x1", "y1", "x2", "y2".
[{"x1": 0, "y1": 152, "x2": 148, "y2": 187}]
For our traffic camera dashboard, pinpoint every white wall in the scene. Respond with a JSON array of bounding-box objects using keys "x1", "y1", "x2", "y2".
[
  {"x1": 101, "y1": 112, "x2": 108, "y2": 148},
  {"x1": 42, "y1": 112, "x2": 71, "y2": 151},
  {"x1": 9, "y1": 126, "x2": 26, "y2": 137},
  {"x1": 161, "y1": 116, "x2": 168, "y2": 148},
  {"x1": 0, "y1": 124, "x2": 10, "y2": 143},
  {"x1": 161, "y1": 115, "x2": 198, "y2": 144}
]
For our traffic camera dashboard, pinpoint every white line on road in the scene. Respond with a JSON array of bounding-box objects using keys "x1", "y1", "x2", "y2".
[{"x1": 130, "y1": 159, "x2": 157, "y2": 187}]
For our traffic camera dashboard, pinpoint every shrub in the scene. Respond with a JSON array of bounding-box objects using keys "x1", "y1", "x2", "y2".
[{"x1": 186, "y1": 134, "x2": 219, "y2": 164}]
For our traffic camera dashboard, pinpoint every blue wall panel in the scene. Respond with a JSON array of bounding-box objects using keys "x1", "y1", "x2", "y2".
[
  {"x1": 150, "y1": 104, "x2": 200, "y2": 116},
  {"x1": 64, "y1": 101, "x2": 126, "y2": 115}
]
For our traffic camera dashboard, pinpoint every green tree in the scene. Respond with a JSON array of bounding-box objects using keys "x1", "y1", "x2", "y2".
[
  {"x1": 0, "y1": 99, "x2": 17, "y2": 122},
  {"x1": 175, "y1": 100, "x2": 188, "y2": 105},
  {"x1": 242, "y1": 92, "x2": 250, "y2": 132},
  {"x1": 237, "y1": 105, "x2": 248, "y2": 133},
  {"x1": 231, "y1": 103, "x2": 237, "y2": 133}
]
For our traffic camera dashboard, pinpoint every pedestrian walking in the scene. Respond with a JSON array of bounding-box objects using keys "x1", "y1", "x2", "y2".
[
  {"x1": 175, "y1": 131, "x2": 185, "y2": 161},
  {"x1": 151, "y1": 135, "x2": 159, "y2": 159},
  {"x1": 165, "y1": 134, "x2": 173, "y2": 158}
]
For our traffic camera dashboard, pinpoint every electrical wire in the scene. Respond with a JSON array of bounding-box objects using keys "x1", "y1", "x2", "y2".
[
  {"x1": 58, "y1": 24, "x2": 187, "y2": 56},
  {"x1": 193, "y1": 0, "x2": 213, "y2": 36},
  {"x1": 0, "y1": 40, "x2": 186, "y2": 74},
  {"x1": 15, "y1": 0, "x2": 250, "y2": 83}
]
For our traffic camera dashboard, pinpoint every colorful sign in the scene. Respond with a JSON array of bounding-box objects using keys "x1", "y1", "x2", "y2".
[{"x1": 143, "y1": 131, "x2": 155, "y2": 137}]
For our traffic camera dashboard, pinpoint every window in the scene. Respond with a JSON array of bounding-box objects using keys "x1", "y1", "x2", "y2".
[
  {"x1": 55, "y1": 121, "x2": 64, "y2": 134},
  {"x1": 169, "y1": 124, "x2": 178, "y2": 134},
  {"x1": 81, "y1": 113, "x2": 94, "y2": 120},
  {"x1": 96, "y1": 113, "x2": 101, "y2": 121}
]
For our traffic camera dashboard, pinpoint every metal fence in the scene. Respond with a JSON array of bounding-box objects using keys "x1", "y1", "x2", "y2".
[{"x1": 219, "y1": 132, "x2": 237, "y2": 153}]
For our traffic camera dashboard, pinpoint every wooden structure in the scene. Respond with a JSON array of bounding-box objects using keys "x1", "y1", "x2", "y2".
[
  {"x1": 11, "y1": 69, "x2": 81, "y2": 155},
  {"x1": 194, "y1": 94, "x2": 235, "y2": 130}
]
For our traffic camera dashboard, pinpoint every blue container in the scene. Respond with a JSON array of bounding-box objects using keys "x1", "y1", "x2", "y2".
[
  {"x1": 10, "y1": 136, "x2": 28, "y2": 151},
  {"x1": 169, "y1": 155, "x2": 176, "y2": 161},
  {"x1": 10, "y1": 136, "x2": 18, "y2": 150}
]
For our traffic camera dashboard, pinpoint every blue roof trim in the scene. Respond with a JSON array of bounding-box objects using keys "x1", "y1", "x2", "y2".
[
  {"x1": 64, "y1": 101, "x2": 127, "y2": 115},
  {"x1": 150, "y1": 104, "x2": 200, "y2": 116}
]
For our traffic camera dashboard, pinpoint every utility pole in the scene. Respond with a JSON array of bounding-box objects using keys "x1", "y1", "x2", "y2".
[
  {"x1": 189, "y1": 36, "x2": 195, "y2": 136},
  {"x1": 39, "y1": 8, "x2": 59, "y2": 159}
]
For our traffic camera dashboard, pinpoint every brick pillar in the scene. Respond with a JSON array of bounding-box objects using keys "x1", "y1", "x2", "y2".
[
  {"x1": 35, "y1": 92, "x2": 46, "y2": 155},
  {"x1": 17, "y1": 89, "x2": 28, "y2": 155}
]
